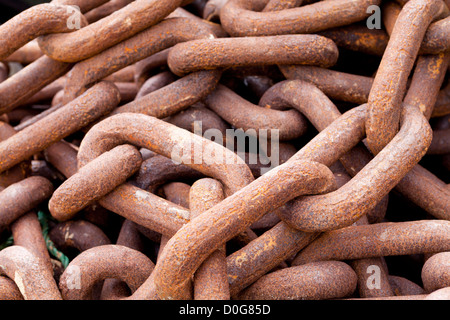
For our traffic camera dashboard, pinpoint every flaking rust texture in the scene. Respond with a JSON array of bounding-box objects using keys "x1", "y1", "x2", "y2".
[{"x1": 0, "y1": 0, "x2": 449, "y2": 302}]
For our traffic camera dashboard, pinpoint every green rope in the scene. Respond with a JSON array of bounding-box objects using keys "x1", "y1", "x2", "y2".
[{"x1": 37, "y1": 210, "x2": 70, "y2": 269}]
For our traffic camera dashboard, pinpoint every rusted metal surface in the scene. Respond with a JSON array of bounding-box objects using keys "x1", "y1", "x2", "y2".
[
  {"x1": 0, "y1": 176, "x2": 53, "y2": 232},
  {"x1": 220, "y1": 0, "x2": 381, "y2": 37},
  {"x1": 37, "y1": 0, "x2": 188, "y2": 63},
  {"x1": 152, "y1": 160, "x2": 336, "y2": 299},
  {"x1": 421, "y1": 252, "x2": 450, "y2": 293},
  {"x1": 49, "y1": 220, "x2": 111, "y2": 253},
  {"x1": 189, "y1": 178, "x2": 229, "y2": 300},
  {"x1": 237, "y1": 261, "x2": 357, "y2": 300},
  {"x1": 0, "y1": 81, "x2": 120, "y2": 174},
  {"x1": 292, "y1": 220, "x2": 450, "y2": 265}
]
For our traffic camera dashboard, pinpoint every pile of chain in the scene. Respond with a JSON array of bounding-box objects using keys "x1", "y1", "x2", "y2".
[{"x1": 0, "y1": 0, "x2": 449, "y2": 300}]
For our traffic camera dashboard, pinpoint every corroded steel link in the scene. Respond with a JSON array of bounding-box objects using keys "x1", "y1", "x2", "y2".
[
  {"x1": 136, "y1": 71, "x2": 177, "y2": 100},
  {"x1": 281, "y1": 103, "x2": 432, "y2": 232},
  {"x1": 0, "y1": 56, "x2": 72, "y2": 115},
  {"x1": 0, "y1": 246, "x2": 62, "y2": 300},
  {"x1": 427, "y1": 129, "x2": 450, "y2": 154},
  {"x1": 0, "y1": 276, "x2": 23, "y2": 300},
  {"x1": 21, "y1": 76, "x2": 65, "y2": 107},
  {"x1": 275, "y1": 66, "x2": 373, "y2": 105},
  {"x1": 51, "y1": 0, "x2": 110, "y2": 13},
  {"x1": 433, "y1": 82, "x2": 450, "y2": 117},
  {"x1": 421, "y1": 252, "x2": 450, "y2": 293},
  {"x1": 189, "y1": 178, "x2": 230, "y2": 300},
  {"x1": 3, "y1": 41, "x2": 42, "y2": 64},
  {"x1": 237, "y1": 261, "x2": 357, "y2": 300},
  {"x1": 425, "y1": 287, "x2": 450, "y2": 300},
  {"x1": 292, "y1": 220, "x2": 450, "y2": 266},
  {"x1": 220, "y1": 0, "x2": 381, "y2": 37},
  {"x1": 151, "y1": 160, "x2": 336, "y2": 299},
  {"x1": 226, "y1": 168, "x2": 388, "y2": 296},
  {"x1": 37, "y1": 0, "x2": 189, "y2": 63},
  {"x1": 49, "y1": 220, "x2": 111, "y2": 254},
  {"x1": 262, "y1": 0, "x2": 303, "y2": 12},
  {"x1": 134, "y1": 48, "x2": 171, "y2": 87},
  {"x1": 113, "y1": 70, "x2": 221, "y2": 118},
  {"x1": 100, "y1": 184, "x2": 190, "y2": 238},
  {"x1": 85, "y1": 0, "x2": 134, "y2": 23},
  {"x1": 0, "y1": 122, "x2": 30, "y2": 188},
  {"x1": 168, "y1": 7, "x2": 228, "y2": 37},
  {"x1": 11, "y1": 212, "x2": 53, "y2": 275},
  {"x1": 167, "y1": 34, "x2": 339, "y2": 76},
  {"x1": 59, "y1": 245, "x2": 154, "y2": 300},
  {"x1": 365, "y1": 0, "x2": 446, "y2": 155},
  {"x1": 318, "y1": 25, "x2": 389, "y2": 56},
  {"x1": 276, "y1": 56, "x2": 450, "y2": 220},
  {"x1": 100, "y1": 219, "x2": 147, "y2": 300},
  {"x1": 133, "y1": 154, "x2": 204, "y2": 193},
  {"x1": 43, "y1": 141, "x2": 79, "y2": 179},
  {"x1": 384, "y1": 0, "x2": 450, "y2": 54},
  {"x1": 0, "y1": 81, "x2": 120, "y2": 174},
  {"x1": 166, "y1": 104, "x2": 230, "y2": 141},
  {"x1": 62, "y1": 18, "x2": 219, "y2": 104},
  {"x1": 0, "y1": 176, "x2": 53, "y2": 232},
  {"x1": 0, "y1": 63, "x2": 8, "y2": 83},
  {"x1": 43, "y1": 142, "x2": 192, "y2": 237},
  {"x1": 0, "y1": 4, "x2": 88, "y2": 61},
  {"x1": 203, "y1": 0, "x2": 228, "y2": 20},
  {"x1": 76, "y1": 113, "x2": 254, "y2": 196},
  {"x1": 262, "y1": 76, "x2": 442, "y2": 230},
  {"x1": 388, "y1": 275, "x2": 425, "y2": 296},
  {"x1": 203, "y1": 84, "x2": 308, "y2": 141},
  {"x1": 403, "y1": 53, "x2": 450, "y2": 120},
  {"x1": 49, "y1": 145, "x2": 143, "y2": 221}
]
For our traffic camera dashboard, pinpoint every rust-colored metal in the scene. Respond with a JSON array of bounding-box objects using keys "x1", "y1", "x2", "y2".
[
  {"x1": 3, "y1": 40, "x2": 43, "y2": 64},
  {"x1": 59, "y1": 245, "x2": 154, "y2": 300},
  {"x1": 0, "y1": 246, "x2": 61, "y2": 300},
  {"x1": 0, "y1": 276, "x2": 23, "y2": 300},
  {"x1": 100, "y1": 219, "x2": 147, "y2": 300},
  {"x1": 237, "y1": 261, "x2": 357, "y2": 300},
  {"x1": 203, "y1": 84, "x2": 308, "y2": 141},
  {"x1": 0, "y1": 176, "x2": 53, "y2": 232},
  {"x1": 318, "y1": 24, "x2": 389, "y2": 56},
  {"x1": 0, "y1": 56, "x2": 72, "y2": 115},
  {"x1": 220, "y1": 0, "x2": 381, "y2": 37},
  {"x1": 136, "y1": 71, "x2": 177, "y2": 100},
  {"x1": 76, "y1": 112, "x2": 254, "y2": 196},
  {"x1": 425, "y1": 287, "x2": 450, "y2": 300},
  {"x1": 62, "y1": 18, "x2": 220, "y2": 106},
  {"x1": 421, "y1": 251, "x2": 450, "y2": 293},
  {"x1": 292, "y1": 220, "x2": 450, "y2": 265},
  {"x1": 84, "y1": 0, "x2": 133, "y2": 23},
  {"x1": 0, "y1": 122, "x2": 30, "y2": 188},
  {"x1": 168, "y1": 34, "x2": 339, "y2": 76},
  {"x1": 11, "y1": 211, "x2": 53, "y2": 275},
  {"x1": 37, "y1": 0, "x2": 188, "y2": 63},
  {"x1": 189, "y1": 178, "x2": 230, "y2": 300},
  {"x1": 383, "y1": 0, "x2": 450, "y2": 55},
  {"x1": 0, "y1": 81, "x2": 120, "y2": 174},
  {"x1": 151, "y1": 160, "x2": 336, "y2": 299},
  {"x1": 0, "y1": 63, "x2": 8, "y2": 83},
  {"x1": 388, "y1": 275, "x2": 425, "y2": 296},
  {"x1": 365, "y1": 0, "x2": 445, "y2": 155},
  {"x1": 427, "y1": 129, "x2": 450, "y2": 154},
  {"x1": 0, "y1": 4, "x2": 88, "y2": 61},
  {"x1": 49, "y1": 220, "x2": 111, "y2": 254}
]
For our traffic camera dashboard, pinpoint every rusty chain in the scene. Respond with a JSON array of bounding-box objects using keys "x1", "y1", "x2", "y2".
[{"x1": 0, "y1": 0, "x2": 449, "y2": 302}]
